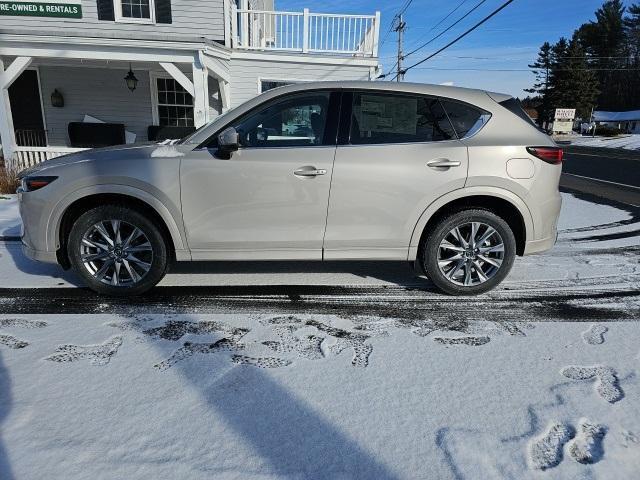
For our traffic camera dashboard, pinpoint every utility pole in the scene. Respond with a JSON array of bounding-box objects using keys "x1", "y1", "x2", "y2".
[{"x1": 394, "y1": 14, "x2": 406, "y2": 82}]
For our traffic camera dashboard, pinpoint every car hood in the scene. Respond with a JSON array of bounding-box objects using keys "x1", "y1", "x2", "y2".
[{"x1": 19, "y1": 142, "x2": 192, "y2": 176}]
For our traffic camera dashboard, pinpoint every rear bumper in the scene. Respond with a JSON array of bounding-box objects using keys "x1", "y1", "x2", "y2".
[{"x1": 523, "y1": 233, "x2": 557, "y2": 255}]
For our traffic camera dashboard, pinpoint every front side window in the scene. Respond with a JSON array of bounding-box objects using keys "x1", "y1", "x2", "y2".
[
  {"x1": 440, "y1": 99, "x2": 491, "y2": 138},
  {"x1": 349, "y1": 92, "x2": 456, "y2": 145},
  {"x1": 156, "y1": 78, "x2": 194, "y2": 127},
  {"x1": 116, "y1": 0, "x2": 154, "y2": 21},
  {"x1": 234, "y1": 92, "x2": 331, "y2": 148}
]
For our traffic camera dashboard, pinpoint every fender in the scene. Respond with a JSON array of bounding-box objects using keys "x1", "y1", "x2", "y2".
[
  {"x1": 406, "y1": 186, "x2": 535, "y2": 261},
  {"x1": 46, "y1": 184, "x2": 191, "y2": 261}
]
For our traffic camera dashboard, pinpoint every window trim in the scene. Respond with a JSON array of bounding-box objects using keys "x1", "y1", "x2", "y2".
[
  {"x1": 198, "y1": 89, "x2": 341, "y2": 151},
  {"x1": 114, "y1": 0, "x2": 155, "y2": 24},
  {"x1": 440, "y1": 97, "x2": 492, "y2": 140},
  {"x1": 150, "y1": 72, "x2": 195, "y2": 127},
  {"x1": 341, "y1": 90, "x2": 459, "y2": 147}
]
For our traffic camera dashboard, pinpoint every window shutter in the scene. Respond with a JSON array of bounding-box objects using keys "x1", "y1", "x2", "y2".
[
  {"x1": 96, "y1": 0, "x2": 115, "y2": 20},
  {"x1": 155, "y1": 0, "x2": 172, "y2": 24}
]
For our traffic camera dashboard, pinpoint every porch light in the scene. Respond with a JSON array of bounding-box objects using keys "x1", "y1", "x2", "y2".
[
  {"x1": 51, "y1": 89, "x2": 64, "y2": 108},
  {"x1": 124, "y1": 64, "x2": 138, "y2": 92}
]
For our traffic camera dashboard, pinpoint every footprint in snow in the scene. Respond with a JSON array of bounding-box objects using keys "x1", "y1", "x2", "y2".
[
  {"x1": 262, "y1": 325, "x2": 325, "y2": 360},
  {"x1": 154, "y1": 337, "x2": 246, "y2": 370},
  {"x1": 232, "y1": 355, "x2": 292, "y2": 368},
  {"x1": 0, "y1": 318, "x2": 48, "y2": 328},
  {"x1": 561, "y1": 365, "x2": 624, "y2": 403},
  {"x1": 582, "y1": 324, "x2": 608, "y2": 345},
  {"x1": 44, "y1": 336, "x2": 123, "y2": 366},
  {"x1": 0, "y1": 333, "x2": 29, "y2": 349},
  {"x1": 528, "y1": 422, "x2": 574, "y2": 470},
  {"x1": 567, "y1": 419, "x2": 607, "y2": 465},
  {"x1": 434, "y1": 336, "x2": 491, "y2": 346}
]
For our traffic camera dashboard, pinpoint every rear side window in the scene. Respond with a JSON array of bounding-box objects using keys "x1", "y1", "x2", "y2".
[
  {"x1": 349, "y1": 92, "x2": 456, "y2": 145},
  {"x1": 440, "y1": 99, "x2": 491, "y2": 138},
  {"x1": 498, "y1": 97, "x2": 538, "y2": 127}
]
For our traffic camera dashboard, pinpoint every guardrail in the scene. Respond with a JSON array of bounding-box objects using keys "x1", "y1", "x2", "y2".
[{"x1": 232, "y1": 8, "x2": 380, "y2": 57}]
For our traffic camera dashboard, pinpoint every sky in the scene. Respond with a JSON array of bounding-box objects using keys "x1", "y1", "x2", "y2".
[{"x1": 276, "y1": 0, "x2": 633, "y2": 97}]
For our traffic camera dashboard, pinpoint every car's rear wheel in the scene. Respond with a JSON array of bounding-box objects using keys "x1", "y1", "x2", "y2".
[
  {"x1": 68, "y1": 205, "x2": 169, "y2": 296},
  {"x1": 421, "y1": 209, "x2": 516, "y2": 295}
]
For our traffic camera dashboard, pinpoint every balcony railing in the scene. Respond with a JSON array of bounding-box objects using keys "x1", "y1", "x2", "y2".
[{"x1": 232, "y1": 7, "x2": 380, "y2": 57}]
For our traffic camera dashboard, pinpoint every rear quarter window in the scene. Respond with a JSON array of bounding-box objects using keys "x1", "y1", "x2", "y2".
[{"x1": 440, "y1": 99, "x2": 491, "y2": 138}]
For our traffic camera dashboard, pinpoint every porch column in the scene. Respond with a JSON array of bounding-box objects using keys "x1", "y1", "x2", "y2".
[
  {"x1": 0, "y1": 56, "x2": 32, "y2": 168},
  {"x1": 192, "y1": 62, "x2": 210, "y2": 128}
]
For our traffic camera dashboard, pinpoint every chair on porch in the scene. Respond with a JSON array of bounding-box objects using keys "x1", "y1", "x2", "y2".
[
  {"x1": 68, "y1": 122, "x2": 126, "y2": 148},
  {"x1": 148, "y1": 125, "x2": 196, "y2": 142}
]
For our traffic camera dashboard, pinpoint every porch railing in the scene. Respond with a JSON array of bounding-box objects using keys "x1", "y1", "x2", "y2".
[
  {"x1": 12, "y1": 146, "x2": 87, "y2": 170},
  {"x1": 15, "y1": 129, "x2": 47, "y2": 147},
  {"x1": 232, "y1": 8, "x2": 380, "y2": 57}
]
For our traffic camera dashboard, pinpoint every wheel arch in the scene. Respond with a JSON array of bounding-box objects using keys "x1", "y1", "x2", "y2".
[
  {"x1": 408, "y1": 188, "x2": 533, "y2": 261},
  {"x1": 50, "y1": 186, "x2": 189, "y2": 268}
]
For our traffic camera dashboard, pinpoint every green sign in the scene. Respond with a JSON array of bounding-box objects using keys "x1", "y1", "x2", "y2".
[{"x1": 0, "y1": 1, "x2": 82, "y2": 18}]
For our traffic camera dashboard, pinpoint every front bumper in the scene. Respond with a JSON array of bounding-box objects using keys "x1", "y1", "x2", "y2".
[{"x1": 22, "y1": 242, "x2": 58, "y2": 264}]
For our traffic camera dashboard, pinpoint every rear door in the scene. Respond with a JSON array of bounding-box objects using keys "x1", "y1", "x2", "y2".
[{"x1": 323, "y1": 91, "x2": 469, "y2": 259}]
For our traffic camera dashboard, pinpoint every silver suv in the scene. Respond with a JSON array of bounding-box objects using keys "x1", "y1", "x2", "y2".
[{"x1": 18, "y1": 82, "x2": 562, "y2": 296}]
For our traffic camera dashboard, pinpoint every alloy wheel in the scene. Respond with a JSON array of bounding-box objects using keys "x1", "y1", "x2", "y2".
[
  {"x1": 437, "y1": 222, "x2": 505, "y2": 287},
  {"x1": 80, "y1": 220, "x2": 153, "y2": 286}
]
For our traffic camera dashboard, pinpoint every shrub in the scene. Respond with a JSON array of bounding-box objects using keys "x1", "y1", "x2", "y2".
[
  {"x1": 595, "y1": 125, "x2": 624, "y2": 137},
  {"x1": 0, "y1": 165, "x2": 20, "y2": 194}
]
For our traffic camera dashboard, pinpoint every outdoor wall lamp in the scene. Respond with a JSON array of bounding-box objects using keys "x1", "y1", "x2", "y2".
[
  {"x1": 124, "y1": 64, "x2": 138, "y2": 92},
  {"x1": 51, "y1": 89, "x2": 64, "y2": 108}
]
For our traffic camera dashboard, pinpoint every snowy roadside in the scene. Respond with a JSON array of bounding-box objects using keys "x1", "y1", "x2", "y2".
[
  {"x1": 0, "y1": 194, "x2": 20, "y2": 238},
  {"x1": 566, "y1": 134, "x2": 640, "y2": 151},
  {"x1": 0, "y1": 191, "x2": 638, "y2": 479}
]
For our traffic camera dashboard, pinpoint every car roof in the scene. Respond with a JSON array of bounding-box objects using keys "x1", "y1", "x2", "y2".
[{"x1": 260, "y1": 81, "x2": 511, "y2": 105}]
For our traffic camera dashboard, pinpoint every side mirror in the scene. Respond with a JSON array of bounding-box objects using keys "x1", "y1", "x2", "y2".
[{"x1": 217, "y1": 127, "x2": 239, "y2": 154}]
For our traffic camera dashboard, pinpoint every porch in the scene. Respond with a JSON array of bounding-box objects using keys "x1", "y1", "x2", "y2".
[{"x1": 0, "y1": 37, "x2": 232, "y2": 170}]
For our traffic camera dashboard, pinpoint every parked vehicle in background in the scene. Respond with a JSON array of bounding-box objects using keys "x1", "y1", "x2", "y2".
[{"x1": 17, "y1": 81, "x2": 562, "y2": 296}]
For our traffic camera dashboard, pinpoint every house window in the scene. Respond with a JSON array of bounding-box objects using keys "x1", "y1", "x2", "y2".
[
  {"x1": 115, "y1": 0, "x2": 154, "y2": 22},
  {"x1": 156, "y1": 78, "x2": 194, "y2": 127}
]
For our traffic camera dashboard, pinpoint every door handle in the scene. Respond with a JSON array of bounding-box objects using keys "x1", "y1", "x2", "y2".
[
  {"x1": 294, "y1": 166, "x2": 327, "y2": 177},
  {"x1": 427, "y1": 159, "x2": 461, "y2": 169}
]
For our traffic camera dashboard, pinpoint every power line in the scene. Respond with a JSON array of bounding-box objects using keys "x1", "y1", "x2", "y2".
[
  {"x1": 402, "y1": 0, "x2": 517, "y2": 76},
  {"x1": 403, "y1": 0, "x2": 489, "y2": 58},
  {"x1": 380, "y1": 0, "x2": 414, "y2": 48},
  {"x1": 403, "y1": 0, "x2": 470, "y2": 50}
]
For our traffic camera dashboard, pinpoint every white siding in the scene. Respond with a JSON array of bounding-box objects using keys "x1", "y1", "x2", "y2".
[
  {"x1": 0, "y1": 0, "x2": 224, "y2": 41},
  {"x1": 229, "y1": 57, "x2": 372, "y2": 107},
  {"x1": 38, "y1": 66, "x2": 154, "y2": 145}
]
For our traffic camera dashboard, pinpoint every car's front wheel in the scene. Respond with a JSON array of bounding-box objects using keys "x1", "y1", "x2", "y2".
[
  {"x1": 421, "y1": 209, "x2": 516, "y2": 295},
  {"x1": 68, "y1": 205, "x2": 169, "y2": 296}
]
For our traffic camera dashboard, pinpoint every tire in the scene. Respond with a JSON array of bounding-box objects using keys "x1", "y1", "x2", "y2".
[
  {"x1": 68, "y1": 205, "x2": 169, "y2": 296},
  {"x1": 421, "y1": 209, "x2": 516, "y2": 296}
]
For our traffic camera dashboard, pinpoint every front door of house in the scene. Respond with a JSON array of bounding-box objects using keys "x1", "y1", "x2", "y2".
[{"x1": 8, "y1": 70, "x2": 46, "y2": 147}]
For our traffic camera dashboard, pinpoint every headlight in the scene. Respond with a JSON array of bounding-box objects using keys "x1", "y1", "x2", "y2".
[{"x1": 20, "y1": 176, "x2": 58, "y2": 192}]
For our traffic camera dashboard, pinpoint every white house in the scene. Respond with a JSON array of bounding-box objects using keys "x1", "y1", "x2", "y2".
[
  {"x1": 0, "y1": 0, "x2": 380, "y2": 169},
  {"x1": 594, "y1": 110, "x2": 640, "y2": 134}
]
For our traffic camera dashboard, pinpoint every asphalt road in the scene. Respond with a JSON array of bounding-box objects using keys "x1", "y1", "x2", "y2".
[{"x1": 562, "y1": 146, "x2": 640, "y2": 207}]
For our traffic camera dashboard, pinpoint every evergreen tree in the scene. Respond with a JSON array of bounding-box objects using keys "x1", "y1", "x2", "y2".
[{"x1": 525, "y1": 42, "x2": 553, "y2": 126}]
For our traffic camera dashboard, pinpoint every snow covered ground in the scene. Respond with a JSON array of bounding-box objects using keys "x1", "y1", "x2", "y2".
[
  {"x1": 0, "y1": 192, "x2": 639, "y2": 479},
  {"x1": 0, "y1": 195, "x2": 19, "y2": 238},
  {"x1": 567, "y1": 134, "x2": 640, "y2": 151}
]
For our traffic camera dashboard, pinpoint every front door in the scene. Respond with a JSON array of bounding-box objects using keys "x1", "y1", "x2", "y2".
[
  {"x1": 181, "y1": 90, "x2": 339, "y2": 260},
  {"x1": 324, "y1": 91, "x2": 469, "y2": 259},
  {"x1": 8, "y1": 69, "x2": 46, "y2": 147}
]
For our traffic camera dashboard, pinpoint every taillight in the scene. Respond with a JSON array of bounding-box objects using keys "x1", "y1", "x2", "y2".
[
  {"x1": 526, "y1": 147, "x2": 563, "y2": 165},
  {"x1": 21, "y1": 176, "x2": 58, "y2": 192}
]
